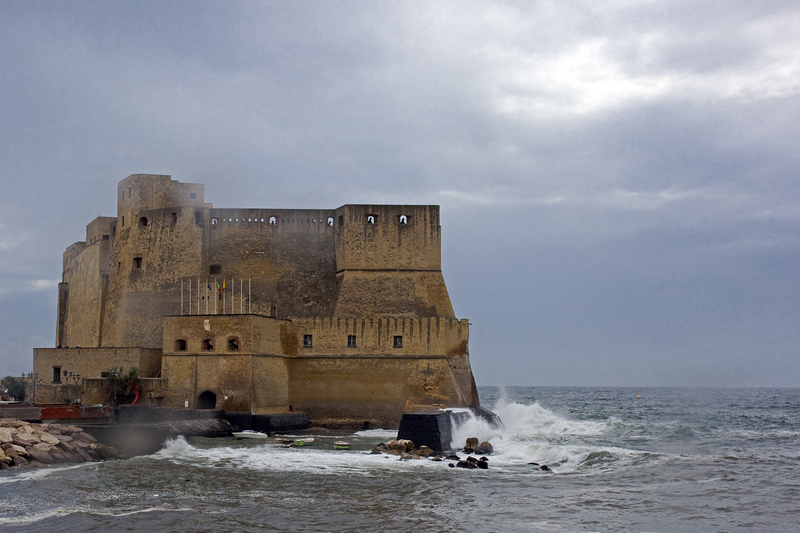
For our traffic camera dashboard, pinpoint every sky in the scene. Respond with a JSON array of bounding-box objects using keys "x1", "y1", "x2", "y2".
[{"x1": 1, "y1": 0, "x2": 798, "y2": 387}]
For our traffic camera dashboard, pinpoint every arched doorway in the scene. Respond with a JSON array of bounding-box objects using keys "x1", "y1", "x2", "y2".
[{"x1": 197, "y1": 390, "x2": 217, "y2": 409}]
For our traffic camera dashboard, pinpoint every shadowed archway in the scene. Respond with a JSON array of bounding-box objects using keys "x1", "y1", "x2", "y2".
[{"x1": 197, "y1": 390, "x2": 217, "y2": 409}]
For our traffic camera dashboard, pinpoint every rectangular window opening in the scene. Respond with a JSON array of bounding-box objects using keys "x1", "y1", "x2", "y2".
[
  {"x1": 53, "y1": 366, "x2": 62, "y2": 383},
  {"x1": 393, "y1": 335, "x2": 403, "y2": 348},
  {"x1": 347, "y1": 335, "x2": 357, "y2": 348},
  {"x1": 134, "y1": 257, "x2": 142, "y2": 269},
  {"x1": 303, "y1": 335, "x2": 313, "y2": 348}
]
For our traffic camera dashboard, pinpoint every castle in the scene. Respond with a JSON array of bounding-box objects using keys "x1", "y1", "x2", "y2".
[{"x1": 33, "y1": 174, "x2": 479, "y2": 428}]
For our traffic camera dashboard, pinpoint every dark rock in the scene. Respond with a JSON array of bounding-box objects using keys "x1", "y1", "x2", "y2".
[
  {"x1": 26, "y1": 448, "x2": 53, "y2": 464},
  {"x1": 462, "y1": 448, "x2": 475, "y2": 454},
  {"x1": 0, "y1": 461, "x2": 9, "y2": 470},
  {"x1": 11, "y1": 434, "x2": 33, "y2": 447},
  {"x1": 448, "y1": 463, "x2": 455, "y2": 468},
  {"x1": 430, "y1": 456, "x2": 442, "y2": 462},
  {"x1": 466, "y1": 456, "x2": 478, "y2": 464},
  {"x1": 456, "y1": 460, "x2": 477, "y2": 469},
  {"x1": 479, "y1": 456, "x2": 489, "y2": 462},
  {"x1": 445, "y1": 453, "x2": 460, "y2": 460},
  {"x1": 11, "y1": 456, "x2": 29, "y2": 467},
  {"x1": 541, "y1": 465, "x2": 550, "y2": 471},
  {"x1": 476, "y1": 442, "x2": 493, "y2": 455},
  {"x1": 528, "y1": 462, "x2": 539, "y2": 466},
  {"x1": 476, "y1": 460, "x2": 489, "y2": 469}
]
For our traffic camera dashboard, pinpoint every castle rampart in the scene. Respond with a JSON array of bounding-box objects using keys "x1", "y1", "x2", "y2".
[{"x1": 35, "y1": 174, "x2": 479, "y2": 427}]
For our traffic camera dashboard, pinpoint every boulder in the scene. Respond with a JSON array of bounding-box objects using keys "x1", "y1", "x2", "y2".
[
  {"x1": 11, "y1": 434, "x2": 33, "y2": 447},
  {"x1": 399, "y1": 453, "x2": 413, "y2": 460},
  {"x1": 11, "y1": 456, "x2": 28, "y2": 467},
  {"x1": 416, "y1": 446, "x2": 434, "y2": 457},
  {"x1": 371, "y1": 443, "x2": 390, "y2": 454},
  {"x1": 386, "y1": 440, "x2": 407, "y2": 453},
  {"x1": 476, "y1": 460, "x2": 489, "y2": 469},
  {"x1": 476, "y1": 442, "x2": 493, "y2": 455},
  {"x1": 0, "y1": 428, "x2": 13, "y2": 444},
  {"x1": 465, "y1": 437, "x2": 479, "y2": 449},
  {"x1": 540, "y1": 465, "x2": 550, "y2": 471},
  {"x1": 32, "y1": 442, "x2": 54, "y2": 452},
  {"x1": 37, "y1": 432, "x2": 60, "y2": 445},
  {"x1": 26, "y1": 448, "x2": 53, "y2": 465},
  {"x1": 18, "y1": 432, "x2": 41, "y2": 444}
]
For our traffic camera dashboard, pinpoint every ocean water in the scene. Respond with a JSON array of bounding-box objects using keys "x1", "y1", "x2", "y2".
[{"x1": 1, "y1": 386, "x2": 799, "y2": 532}]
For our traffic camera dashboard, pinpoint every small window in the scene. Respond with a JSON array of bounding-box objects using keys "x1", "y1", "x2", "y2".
[
  {"x1": 195, "y1": 212, "x2": 203, "y2": 225},
  {"x1": 175, "y1": 339, "x2": 187, "y2": 351},
  {"x1": 134, "y1": 257, "x2": 142, "y2": 269},
  {"x1": 128, "y1": 186, "x2": 131, "y2": 197},
  {"x1": 393, "y1": 335, "x2": 403, "y2": 348},
  {"x1": 212, "y1": 218, "x2": 218, "y2": 225},
  {"x1": 53, "y1": 366, "x2": 62, "y2": 383},
  {"x1": 399, "y1": 215, "x2": 407, "y2": 224},
  {"x1": 102, "y1": 234, "x2": 109, "y2": 240},
  {"x1": 269, "y1": 217, "x2": 276, "y2": 225},
  {"x1": 122, "y1": 190, "x2": 125, "y2": 201},
  {"x1": 338, "y1": 215, "x2": 343, "y2": 227},
  {"x1": 303, "y1": 335, "x2": 313, "y2": 348},
  {"x1": 228, "y1": 337, "x2": 239, "y2": 351},
  {"x1": 347, "y1": 335, "x2": 357, "y2": 348},
  {"x1": 202, "y1": 339, "x2": 214, "y2": 351},
  {"x1": 171, "y1": 212, "x2": 178, "y2": 223},
  {"x1": 190, "y1": 192, "x2": 197, "y2": 199},
  {"x1": 139, "y1": 217, "x2": 148, "y2": 227},
  {"x1": 210, "y1": 264, "x2": 221, "y2": 275},
  {"x1": 122, "y1": 216, "x2": 125, "y2": 227},
  {"x1": 328, "y1": 217, "x2": 334, "y2": 226},
  {"x1": 366, "y1": 215, "x2": 375, "y2": 224}
]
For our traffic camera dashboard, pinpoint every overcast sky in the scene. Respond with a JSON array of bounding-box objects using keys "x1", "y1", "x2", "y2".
[{"x1": 1, "y1": 0, "x2": 798, "y2": 387}]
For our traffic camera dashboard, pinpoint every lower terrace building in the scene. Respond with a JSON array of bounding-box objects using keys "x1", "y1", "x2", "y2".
[{"x1": 33, "y1": 174, "x2": 479, "y2": 428}]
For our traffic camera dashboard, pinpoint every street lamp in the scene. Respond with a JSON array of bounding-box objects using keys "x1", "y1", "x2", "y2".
[
  {"x1": 63, "y1": 369, "x2": 70, "y2": 403},
  {"x1": 70, "y1": 371, "x2": 81, "y2": 405},
  {"x1": 110, "y1": 368, "x2": 120, "y2": 406},
  {"x1": 22, "y1": 371, "x2": 42, "y2": 405}
]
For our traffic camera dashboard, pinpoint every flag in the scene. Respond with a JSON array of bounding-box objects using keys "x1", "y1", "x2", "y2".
[{"x1": 207, "y1": 282, "x2": 211, "y2": 290}]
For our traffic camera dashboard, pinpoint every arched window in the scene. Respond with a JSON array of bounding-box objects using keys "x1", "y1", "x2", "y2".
[
  {"x1": 328, "y1": 217, "x2": 334, "y2": 226},
  {"x1": 139, "y1": 217, "x2": 148, "y2": 227},
  {"x1": 366, "y1": 215, "x2": 375, "y2": 224},
  {"x1": 227, "y1": 337, "x2": 239, "y2": 351},
  {"x1": 399, "y1": 215, "x2": 407, "y2": 224},
  {"x1": 202, "y1": 339, "x2": 214, "y2": 351},
  {"x1": 269, "y1": 216, "x2": 276, "y2": 225},
  {"x1": 174, "y1": 339, "x2": 187, "y2": 351}
]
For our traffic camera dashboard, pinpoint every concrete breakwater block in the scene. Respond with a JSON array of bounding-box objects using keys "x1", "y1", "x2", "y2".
[{"x1": 396, "y1": 406, "x2": 503, "y2": 452}]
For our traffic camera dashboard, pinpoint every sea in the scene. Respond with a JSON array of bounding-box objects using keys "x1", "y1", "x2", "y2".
[{"x1": 1, "y1": 386, "x2": 799, "y2": 532}]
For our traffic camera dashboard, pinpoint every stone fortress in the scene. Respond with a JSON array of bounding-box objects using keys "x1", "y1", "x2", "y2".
[{"x1": 33, "y1": 174, "x2": 479, "y2": 428}]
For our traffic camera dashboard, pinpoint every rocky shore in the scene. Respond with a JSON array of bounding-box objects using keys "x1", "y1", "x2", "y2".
[
  {"x1": 0, "y1": 418, "x2": 122, "y2": 469},
  {"x1": 371, "y1": 437, "x2": 496, "y2": 469}
]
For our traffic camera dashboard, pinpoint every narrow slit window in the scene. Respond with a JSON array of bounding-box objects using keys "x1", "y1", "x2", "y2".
[
  {"x1": 53, "y1": 366, "x2": 62, "y2": 383},
  {"x1": 393, "y1": 335, "x2": 403, "y2": 348},
  {"x1": 134, "y1": 257, "x2": 142, "y2": 269}
]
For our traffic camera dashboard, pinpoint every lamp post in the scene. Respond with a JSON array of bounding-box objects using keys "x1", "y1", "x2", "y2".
[
  {"x1": 70, "y1": 371, "x2": 81, "y2": 405},
  {"x1": 111, "y1": 368, "x2": 120, "y2": 406},
  {"x1": 22, "y1": 371, "x2": 42, "y2": 405},
  {"x1": 63, "y1": 369, "x2": 70, "y2": 404}
]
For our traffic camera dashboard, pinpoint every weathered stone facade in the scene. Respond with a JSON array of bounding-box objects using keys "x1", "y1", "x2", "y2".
[{"x1": 34, "y1": 174, "x2": 479, "y2": 427}]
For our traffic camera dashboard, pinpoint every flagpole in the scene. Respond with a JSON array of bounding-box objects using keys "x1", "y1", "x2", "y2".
[
  {"x1": 189, "y1": 280, "x2": 192, "y2": 316},
  {"x1": 197, "y1": 279, "x2": 200, "y2": 315},
  {"x1": 214, "y1": 277, "x2": 217, "y2": 315},
  {"x1": 240, "y1": 278, "x2": 243, "y2": 314},
  {"x1": 181, "y1": 280, "x2": 184, "y2": 316},
  {"x1": 231, "y1": 278, "x2": 234, "y2": 314},
  {"x1": 249, "y1": 278, "x2": 251, "y2": 313},
  {"x1": 205, "y1": 278, "x2": 208, "y2": 314},
  {"x1": 223, "y1": 280, "x2": 226, "y2": 314}
]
